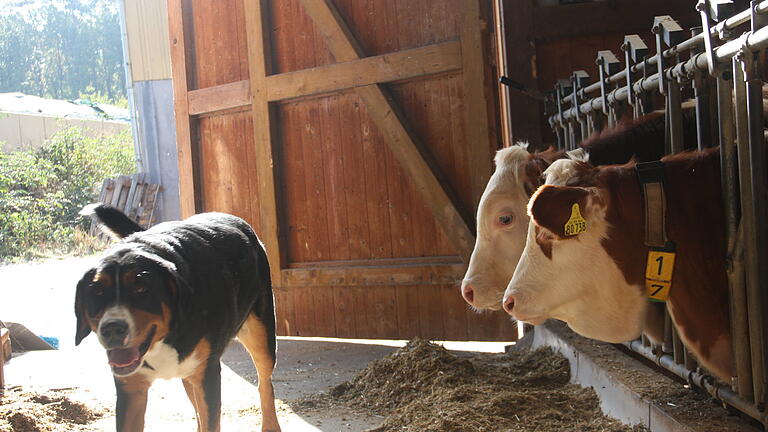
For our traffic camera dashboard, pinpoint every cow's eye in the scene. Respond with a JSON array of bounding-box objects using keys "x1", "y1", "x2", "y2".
[
  {"x1": 91, "y1": 286, "x2": 104, "y2": 296},
  {"x1": 135, "y1": 285, "x2": 148, "y2": 294},
  {"x1": 498, "y1": 215, "x2": 514, "y2": 226}
]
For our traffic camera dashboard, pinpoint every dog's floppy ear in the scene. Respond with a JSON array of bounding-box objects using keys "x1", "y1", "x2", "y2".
[
  {"x1": 74, "y1": 270, "x2": 95, "y2": 346},
  {"x1": 152, "y1": 256, "x2": 193, "y2": 331},
  {"x1": 80, "y1": 203, "x2": 144, "y2": 240}
]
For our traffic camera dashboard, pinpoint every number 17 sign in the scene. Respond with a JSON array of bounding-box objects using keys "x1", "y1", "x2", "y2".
[{"x1": 645, "y1": 249, "x2": 676, "y2": 302}]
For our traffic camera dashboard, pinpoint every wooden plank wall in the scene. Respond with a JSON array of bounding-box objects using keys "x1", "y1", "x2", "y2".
[
  {"x1": 168, "y1": 0, "x2": 516, "y2": 341},
  {"x1": 502, "y1": 0, "x2": 698, "y2": 148}
]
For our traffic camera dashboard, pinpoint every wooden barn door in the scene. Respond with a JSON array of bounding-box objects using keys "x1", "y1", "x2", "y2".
[{"x1": 167, "y1": 0, "x2": 517, "y2": 341}]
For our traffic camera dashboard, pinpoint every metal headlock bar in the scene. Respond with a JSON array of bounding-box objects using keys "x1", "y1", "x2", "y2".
[
  {"x1": 551, "y1": 25, "x2": 768, "y2": 122},
  {"x1": 544, "y1": 0, "x2": 768, "y2": 427}
]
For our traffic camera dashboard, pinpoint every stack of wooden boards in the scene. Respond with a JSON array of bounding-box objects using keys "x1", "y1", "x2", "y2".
[{"x1": 90, "y1": 173, "x2": 161, "y2": 235}]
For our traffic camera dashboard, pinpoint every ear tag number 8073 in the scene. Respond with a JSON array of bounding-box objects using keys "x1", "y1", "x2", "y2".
[{"x1": 563, "y1": 203, "x2": 587, "y2": 236}]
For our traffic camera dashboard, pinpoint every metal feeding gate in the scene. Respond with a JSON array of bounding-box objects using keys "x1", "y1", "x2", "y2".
[{"x1": 544, "y1": 0, "x2": 768, "y2": 427}]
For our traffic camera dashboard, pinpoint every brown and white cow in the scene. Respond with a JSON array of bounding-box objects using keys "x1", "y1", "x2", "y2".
[
  {"x1": 503, "y1": 148, "x2": 731, "y2": 380},
  {"x1": 460, "y1": 145, "x2": 565, "y2": 309},
  {"x1": 461, "y1": 111, "x2": 680, "y2": 311}
]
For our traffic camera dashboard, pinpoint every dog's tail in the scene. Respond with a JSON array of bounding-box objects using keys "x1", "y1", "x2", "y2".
[{"x1": 80, "y1": 203, "x2": 144, "y2": 239}]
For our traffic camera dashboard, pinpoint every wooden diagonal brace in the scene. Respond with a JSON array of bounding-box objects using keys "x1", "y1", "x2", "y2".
[{"x1": 297, "y1": 0, "x2": 476, "y2": 261}]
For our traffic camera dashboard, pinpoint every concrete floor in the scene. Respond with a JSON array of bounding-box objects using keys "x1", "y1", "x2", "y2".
[{"x1": 0, "y1": 256, "x2": 508, "y2": 431}]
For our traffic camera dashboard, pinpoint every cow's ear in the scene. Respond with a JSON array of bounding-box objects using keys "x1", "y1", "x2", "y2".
[
  {"x1": 522, "y1": 156, "x2": 548, "y2": 196},
  {"x1": 528, "y1": 185, "x2": 598, "y2": 239}
]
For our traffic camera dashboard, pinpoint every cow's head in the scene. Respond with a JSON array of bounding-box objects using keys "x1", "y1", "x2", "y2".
[
  {"x1": 461, "y1": 145, "x2": 564, "y2": 310},
  {"x1": 502, "y1": 161, "x2": 646, "y2": 343}
]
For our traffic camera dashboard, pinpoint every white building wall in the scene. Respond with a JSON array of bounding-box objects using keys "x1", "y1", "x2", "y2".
[{"x1": 0, "y1": 112, "x2": 129, "y2": 151}]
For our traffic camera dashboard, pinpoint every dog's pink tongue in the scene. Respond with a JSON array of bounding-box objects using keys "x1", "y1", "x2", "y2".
[{"x1": 108, "y1": 347, "x2": 140, "y2": 367}]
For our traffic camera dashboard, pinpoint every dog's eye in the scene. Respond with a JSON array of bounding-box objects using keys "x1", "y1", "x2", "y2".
[
  {"x1": 90, "y1": 285, "x2": 104, "y2": 296},
  {"x1": 134, "y1": 285, "x2": 148, "y2": 294}
]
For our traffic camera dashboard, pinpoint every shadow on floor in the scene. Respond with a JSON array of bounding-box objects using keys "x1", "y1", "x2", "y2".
[{"x1": 222, "y1": 337, "x2": 405, "y2": 431}]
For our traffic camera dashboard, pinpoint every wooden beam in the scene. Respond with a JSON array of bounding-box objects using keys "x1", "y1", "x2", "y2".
[
  {"x1": 493, "y1": 0, "x2": 513, "y2": 148},
  {"x1": 461, "y1": 0, "x2": 494, "y2": 213},
  {"x1": 267, "y1": 40, "x2": 462, "y2": 102},
  {"x1": 186, "y1": 41, "x2": 462, "y2": 115},
  {"x1": 281, "y1": 263, "x2": 465, "y2": 287},
  {"x1": 288, "y1": 255, "x2": 462, "y2": 269},
  {"x1": 243, "y1": 0, "x2": 283, "y2": 287},
  {"x1": 167, "y1": 0, "x2": 197, "y2": 218},
  {"x1": 188, "y1": 80, "x2": 250, "y2": 116},
  {"x1": 297, "y1": 0, "x2": 475, "y2": 262}
]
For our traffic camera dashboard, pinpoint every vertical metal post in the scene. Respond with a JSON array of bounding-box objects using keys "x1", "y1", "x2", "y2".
[
  {"x1": 663, "y1": 307, "x2": 673, "y2": 354},
  {"x1": 639, "y1": 57, "x2": 654, "y2": 116},
  {"x1": 719, "y1": 67, "x2": 754, "y2": 401},
  {"x1": 672, "y1": 323, "x2": 685, "y2": 365},
  {"x1": 692, "y1": 27, "x2": 714, "y2": 150},
  {"x1": 653, "y1": 16, "x2": 684, "y2": 154},
  {"x1": 622, "y1": 35, "x2": 648, "y2": 116},
  {"x1": 683, "y1": 347, "x2": 698, "y2": 372},
  {"x1": 667, "y1": 79, "x2": 685, "y2": 153},
  {"x1": 554, "y1": 126, "x2": 564, "y2": 149},
  {"x1": 746, "y1": 57, "x2": 768, "y2": 412},
  {"x1": 572, "y1": 71, "x2": 590, "y2": 144},
  {"x1": 586, "y1": 112, "x2": 596, "y2": 136},
  {"x1": 734, "y1": 48, "x2": 767, "y2": 408},
  {"x1": 597, "y1": 51, "x2": 620, "y2": 128},
  {"x1": 557, "y1": 79, "x2": 572, "y2": 150}
]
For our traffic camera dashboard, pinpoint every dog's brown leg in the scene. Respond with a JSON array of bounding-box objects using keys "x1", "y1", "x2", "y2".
[
  {"x1": 237, "y1": 313, "x2": 281, "y2": 432},
  {"x1": 182, "y1": 339, "x2": 221, "y2": 432},
  {"x1": 182, "y1": 378, "x2": 203, "y2": 432},
  {"x1": 114, "y1": 375, "x2": 151, "y2": 432}
]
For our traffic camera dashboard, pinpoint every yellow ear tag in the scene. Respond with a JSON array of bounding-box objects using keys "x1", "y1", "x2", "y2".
[
  {"x1": 563, "y1": 203, "x2": 587, "y2": 236},
  {"x1": 645, "y1": 250, "x2": 676, "y2": 302}
]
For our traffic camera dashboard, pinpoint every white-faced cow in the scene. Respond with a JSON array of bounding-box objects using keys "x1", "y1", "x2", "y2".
[
  {"x1": 503, "y1": 148, "x2": 731, "y2": 380},
  {"x1": 460, "y1": 145, "x2": 565, "y2": 309},
  {"x1": 461, "y1": 110, "x2": 683, "y2": 311}
]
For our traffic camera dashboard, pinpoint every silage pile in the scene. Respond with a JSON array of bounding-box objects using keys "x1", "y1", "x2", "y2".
[
  {"x1": 0, "y1": 387, "x2": 106, "y2": 432},
  {"x1": 297, "y1": 338, "x2": 645, "y2": 432}
]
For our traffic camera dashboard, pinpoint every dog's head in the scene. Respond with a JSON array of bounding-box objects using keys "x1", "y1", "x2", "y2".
[{"x1": 74, "y1": 245, "x2": 186, "y2": 377}]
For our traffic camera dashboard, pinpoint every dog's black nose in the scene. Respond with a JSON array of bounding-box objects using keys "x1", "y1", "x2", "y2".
[{"x1": 100, "y1": 320, "x2": 129, "y2": 345}]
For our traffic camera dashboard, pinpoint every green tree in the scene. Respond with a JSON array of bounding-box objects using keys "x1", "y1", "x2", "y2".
[{"x1": 0, "y1": 0, "x2": 126, "y2": 104}]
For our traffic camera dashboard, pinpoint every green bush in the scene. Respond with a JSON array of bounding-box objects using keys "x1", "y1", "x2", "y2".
[{"x1": 0, "y1": 127, "x2": 135, "y2": 261}]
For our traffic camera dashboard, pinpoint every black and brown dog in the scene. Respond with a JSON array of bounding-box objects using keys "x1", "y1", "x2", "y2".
[{"x1": 74, "y1": 204, "x2": 281, "y2": 432}]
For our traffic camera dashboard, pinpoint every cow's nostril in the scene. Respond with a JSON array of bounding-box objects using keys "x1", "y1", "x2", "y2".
[
  {"x1": 461, "y1": 283, "x2": 475, "y2": 305},
  {"x1": 502, "y1": 296, "x2": 515, "y2": 314}
]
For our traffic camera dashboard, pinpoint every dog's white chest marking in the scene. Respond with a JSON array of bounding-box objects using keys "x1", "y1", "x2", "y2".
[{"x1": 139, "y1": 341, "x2": 200, "y2": 381}]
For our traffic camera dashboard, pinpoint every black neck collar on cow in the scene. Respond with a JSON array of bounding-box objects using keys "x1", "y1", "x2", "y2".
[{"x1": 636, "y1": 161, "x2": 677, "y2": 302}]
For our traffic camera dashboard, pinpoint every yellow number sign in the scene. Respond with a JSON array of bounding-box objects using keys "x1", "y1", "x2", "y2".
[
  {"x1": 645, "y1": 250, "x2": 676, "y2": 302},
  {"x1": 564, "y1": 203, "x2": 587, "y2": 236}
]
